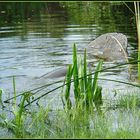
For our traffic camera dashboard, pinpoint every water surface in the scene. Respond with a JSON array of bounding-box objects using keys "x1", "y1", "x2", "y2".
[{"x1": 0, "y1": 2, "x2": 139, "y2": 106}]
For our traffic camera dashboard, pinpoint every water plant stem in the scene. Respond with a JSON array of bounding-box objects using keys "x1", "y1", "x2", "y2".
[
  {"x1": 134, "y1": 2, "x2": 140, "y2": 82},
  {"x1": 24, "y1": 53, "x2": 140, "y2": 108}
]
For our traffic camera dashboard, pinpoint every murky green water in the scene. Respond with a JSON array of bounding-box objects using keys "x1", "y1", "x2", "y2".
[{"x1": 0, "y1": 2, "x2": 139, "y2": 106}]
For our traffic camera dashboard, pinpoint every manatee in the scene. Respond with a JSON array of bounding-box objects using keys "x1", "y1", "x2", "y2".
[
  {"x1": 40, "y1": 67, "x2": 67, "y2": 79},
  {"x1": 41, "y1": 33, "x2": 128, "y2": 79},
  {"x1": 87, "y1": 32, "x2": 128, "y2": 62}
]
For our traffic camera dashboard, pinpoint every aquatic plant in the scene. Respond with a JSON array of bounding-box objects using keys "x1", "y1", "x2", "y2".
[
  {"x1": 1, "y1": 77, "x2": 34, "y2": 137},
  {"x1": 1, "y1": 47, "x2": 140, "y2": 138},
  {"x1": 63, "y1": 44, "x2": 103, "y2": 110},
  {"x1": 4, "y1": 60, "x2": 140, "y2": 109},
  {"x1": 124, "y1": 2, "x2": 140, "y2": 81},
  {"x1": 134, "y1": 2, "x2": 140, "y2": 82}
]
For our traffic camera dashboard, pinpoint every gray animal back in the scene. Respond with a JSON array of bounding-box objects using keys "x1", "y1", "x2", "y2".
[
  {"x1": 87, "y1": 33, "x2": 128, "y2": 61},
  {"x1": 41, "y1": 67, "x2": 67, "y2": 79}
]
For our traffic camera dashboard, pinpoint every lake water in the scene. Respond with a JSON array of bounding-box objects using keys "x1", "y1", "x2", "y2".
[{"x1": 0, "y1": 2, "x2": 139, "y2": 107}]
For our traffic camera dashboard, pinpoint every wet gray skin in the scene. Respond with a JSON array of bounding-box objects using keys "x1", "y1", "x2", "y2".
[
  {"x1": 40, "y1": 67, "x2": 68, "y2": 79},
  {"x1": 87, "y1": 32, "x2": 128, "y2": 61},
  {"x1": 41, "y1": 32, "x2": 128, "y2": 79}
]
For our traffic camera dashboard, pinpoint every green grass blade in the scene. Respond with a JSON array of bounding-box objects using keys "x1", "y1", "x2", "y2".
[
  {"x1": 0, "y1": 89, "x2": 4, "y2": 107},
  {"x1": 65, "y1": 65, "x2": 73, "y2": 100},
  {"x1": 79, "y1": 56, "x2": 85, "y2": 93},
  {"x1": 92, "y1": 60, "x2": 103, "y2": 93},
  {"x1": 64, "y1": 65, "x2": 73, "y2": 109},
  {"x1": 138, "y1": 20, "x2": 140, "y2": 81},
  {"x1": 12, "y1": 76, "x2": 17, "y2": 111},
  {"x1": 92, "y1": 60, "x2": 103, "y2": 107},
  {"x1": 93, "y1": 86, "x2": 102, "y2": 107},
  {"x1": 84, "y1": 48, "x2": 87, "y2": 90},
  {"x1": 73, "y1": 43, "x2": 79, "y2": 99},
  {"x1": 86, "y1": 71, "x2": 92, "y2": 106}
]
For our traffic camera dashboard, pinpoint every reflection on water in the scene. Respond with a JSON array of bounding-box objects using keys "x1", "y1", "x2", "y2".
[{"x1": 0, "y1": 2, "x2": 139, "y2": 103}]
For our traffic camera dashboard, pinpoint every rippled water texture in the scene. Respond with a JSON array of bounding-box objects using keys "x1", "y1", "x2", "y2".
[{"x1": 0, "y1": 2, "x2": 139, "y2": 105}]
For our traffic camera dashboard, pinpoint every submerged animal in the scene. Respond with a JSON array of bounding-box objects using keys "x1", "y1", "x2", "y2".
[
  {"x1": 87, "y1": 32, "x2": 128, "y2": 62},
  {"x1": 41, "y1": 32, "x2": 128, "y2": 79},
  {"x1": 40, "y1": 67, "x2": 67, "y2": 79}
]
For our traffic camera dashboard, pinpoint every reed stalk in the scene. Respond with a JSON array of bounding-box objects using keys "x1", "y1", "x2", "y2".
[
  {"x1": 134, "y1": 2, "x2": 140, "y2": 82},
  {"x1": 63, "y1": 44, "x2": 103, "y2": 109}
]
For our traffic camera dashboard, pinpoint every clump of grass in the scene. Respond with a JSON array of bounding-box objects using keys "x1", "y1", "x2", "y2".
[
  {"x1": 63, "y1": 44, "x2": 103, "y2": 110},
  {"x1": 116, "y1": 94, "x2": 140, "y2": 109},
  {"x1": 26, "y1": 106, "x2": 50, "y2": 138},
  {"x1": 24, "y1": 107, "x2": 140, "y2": 139},
  {"x1": 1, "y1": 77, "x2": 34, "y2": 138}
]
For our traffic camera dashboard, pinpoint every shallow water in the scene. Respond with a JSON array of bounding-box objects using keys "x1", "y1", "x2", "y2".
[{"x1": 0, "y1": 2, "x2": 139, "y2": 107}]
